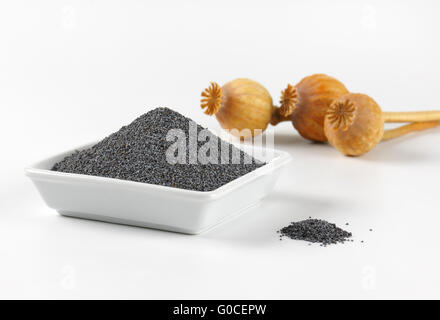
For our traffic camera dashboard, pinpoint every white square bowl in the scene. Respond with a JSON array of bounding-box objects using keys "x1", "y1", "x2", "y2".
[{"x1": 25, "y1": 142, "x2": 291, "y2": 234}]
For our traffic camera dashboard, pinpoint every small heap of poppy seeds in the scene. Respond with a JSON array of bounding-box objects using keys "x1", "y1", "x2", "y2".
[
  {"x1": 52, "y1": 107, "x2": 264, "y2": 191},
  {"x1": 278, "y1": 219, "x2": 352, "y2": 246}
]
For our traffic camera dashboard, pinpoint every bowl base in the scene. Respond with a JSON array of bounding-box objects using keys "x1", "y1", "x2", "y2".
[{"x1": 58, "y1": 201, "x2": 261, "y2": 235}]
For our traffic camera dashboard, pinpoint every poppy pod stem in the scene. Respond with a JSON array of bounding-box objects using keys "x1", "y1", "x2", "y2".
[
  {"x1": 383, "y1": 111, "x2": 440, "y2": 123},
  {"x1": 382, "y1": 121, "x2": 439, "y2": 141}
]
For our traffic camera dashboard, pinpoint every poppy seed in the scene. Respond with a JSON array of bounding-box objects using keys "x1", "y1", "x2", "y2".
[
  {"x1": 52, "y1": 107, "x2": 264, "y2": 191},
  {"x1": 278, "y1": 218, "x2": 352, "y2": 246}
]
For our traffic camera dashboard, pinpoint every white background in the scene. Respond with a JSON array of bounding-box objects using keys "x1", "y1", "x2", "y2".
[{"x1": 1, "y1": 0, "x2": 439, "y2": 299}]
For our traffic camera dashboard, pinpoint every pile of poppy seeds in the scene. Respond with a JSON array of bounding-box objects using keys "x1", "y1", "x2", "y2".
[
  {"x1": 52, "y1": 107, "x2": 264, "y2": 191},
  {"x1": 278, "y1": 219, "x2": 353, "y2": 246}
]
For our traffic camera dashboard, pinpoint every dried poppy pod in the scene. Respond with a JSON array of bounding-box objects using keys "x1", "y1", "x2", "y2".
[
  {"x1": 201, "y1": 79, "x2": 274, "y2": 139},
  {"x1": 273, "y1": 74, "x2": 349, "y2": 142},
  {"x1": 324, "y1": 93, "x2": 440, "y2": 156}
]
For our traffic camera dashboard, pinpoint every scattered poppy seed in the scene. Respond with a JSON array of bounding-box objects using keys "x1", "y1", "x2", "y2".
[
  {"x1": 52, "y1": 107, "x2": 264, "y2": 191},
  {"x1": 278, "y1": 219, "x2": 352, "y2": 246}
]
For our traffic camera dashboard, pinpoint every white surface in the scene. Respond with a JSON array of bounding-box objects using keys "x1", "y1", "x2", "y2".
[
  {"x1": 1, "y1": 0, "x2": 440, "y2": 299},
  {"x1": 26, "y1": 143, "x2": 289, "y2": 234}
]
